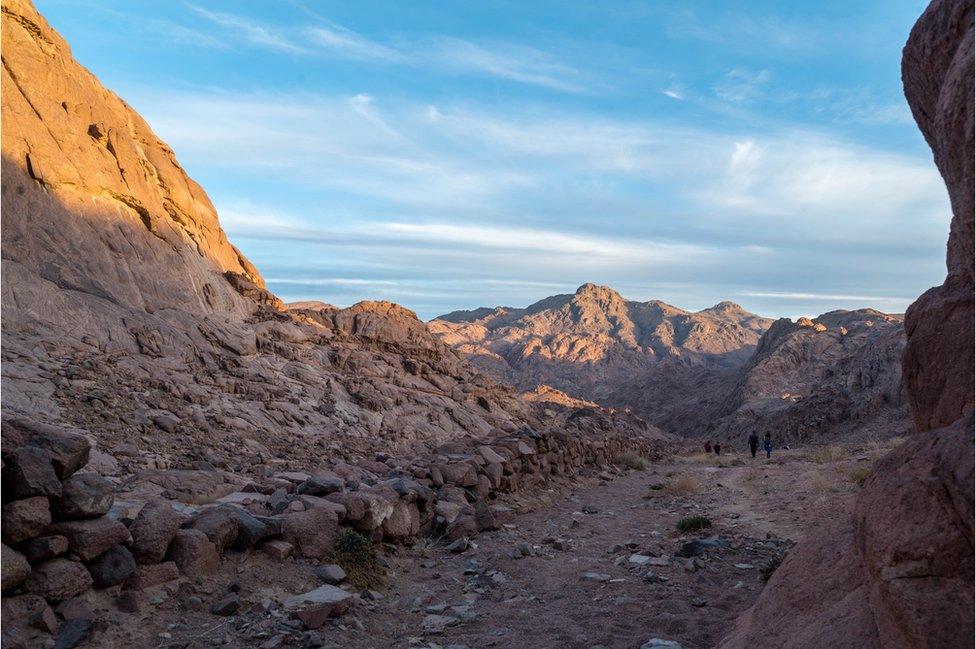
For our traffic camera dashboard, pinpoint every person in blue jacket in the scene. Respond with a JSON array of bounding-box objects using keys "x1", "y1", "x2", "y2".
[{"x1": 763, "y1": 432, "x2": 773, "y2": 459}]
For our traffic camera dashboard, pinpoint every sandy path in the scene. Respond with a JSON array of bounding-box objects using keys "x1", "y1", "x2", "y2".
[{"x1": 333, "y1": 450, "x2": 865, "y2": 649}]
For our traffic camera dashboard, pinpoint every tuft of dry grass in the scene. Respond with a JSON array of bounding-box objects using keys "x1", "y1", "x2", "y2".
[
  {"x1": 654, "y1": 472, "x2": 703, "y2": 496},
  {"x1": 614, "y1": 451, "x2": 651, "y2": 471},
  {"x1": 807, "y1": 471, "x2": 838, "y2": 494},
  {"x1": 682, "y1": 452, "x2": 741, "y2": 468},
  {"x1": 804, "y1": 444, "x2": 847, "y2": 464},
  {"x1": 847, "y1": 464, "x2": 874, "y2": 486},
  {"x1": 412, "y1": 535, "x2": 442, "y2": 558}
]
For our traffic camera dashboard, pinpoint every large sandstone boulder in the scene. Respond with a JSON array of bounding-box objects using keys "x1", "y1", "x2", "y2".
[{"x1": 720, "y1": 2, "x2": 974, "y2": 647}]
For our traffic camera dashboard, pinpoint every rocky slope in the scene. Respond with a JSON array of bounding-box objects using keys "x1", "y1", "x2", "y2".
[
  {"x1": 0, "y1": 0, "x2": 659, "y2": 468},
  {"x1": 720, "y1": 0, "x2": 974, "y2": 646},
  {"x1": 434, "y1": 286, "x2": 910, "y2": 442},
  {"x1": 1, "y1": 3, "x2": 671, "y2": 645}
]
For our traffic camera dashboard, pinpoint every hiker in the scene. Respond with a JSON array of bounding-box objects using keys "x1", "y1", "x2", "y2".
[
  {"x1": 748, "y1": 430, "x2": 759, "y2": 458},
  {"x1": 704, "y1": 440, "x2": 712, "y2": 453},
  {"x1": 764, "y1": 432, "x2": 773, "y2": 459},
  {"x1": 714, "y1": 442, "x2": 721, "y2": 456}
]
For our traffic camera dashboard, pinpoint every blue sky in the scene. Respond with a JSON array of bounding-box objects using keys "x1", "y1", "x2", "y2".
[{"x1": 38, "y1": 0, "x2": 948, "y2": 320}]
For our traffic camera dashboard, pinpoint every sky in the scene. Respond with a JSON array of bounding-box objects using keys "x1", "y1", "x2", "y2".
[{"x1": 37, "y1": 0, "x2": 949, "y2": 320}]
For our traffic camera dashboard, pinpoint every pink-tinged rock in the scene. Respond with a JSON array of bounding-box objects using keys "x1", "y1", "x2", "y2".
[
  {"x1": 2, "y1": 496, "x2": 51, "y2": 543},
  {"x1": 51, "y1": 517, "x2": 131, "y2": 562},
  {"x1": 283, "y1": 585, "x2": 352, "y2": 628},
  {"x1": 167, "y1": 529, "x2": 220, "y2": 576},
  {"x1": 186, "y1": 507, "x2": 239, "y2": 551},
  {"x1": 382, "y1": 501, "x2": 420, "y2": 540},
  {"x1": 26, "y1": 558, "x2": 93, "y2": 602},
  {"x1": 261, "y1": 539, "x2": 293, "y2": 560},
  {"x1": 3, "y1": 420, "x2": 91, "y2": 479},
  {"x1": 57, "y1": 473, "x2": 115, "y2": 519},
  {"x1": 125, "y1": 561, "x2": 180, "y2": 589},
  {"x1": 2, "y1": 543, "x2": 32, "y2": 591},
  {"x1": 129, "y1": 500, "x2": 185, "y2": 564},
  {"x1": 1, "y1": 446, "x2": 61, "y2": 500},
  {"x1": 352, "y1": 491, "x2": 395, "y2": 532},
  {"x1": 281, "y1": 507, "x2": 339, "y2": 559},
  {"x1": 476, "y1": 446, "x2": 506, "y2": 464}
]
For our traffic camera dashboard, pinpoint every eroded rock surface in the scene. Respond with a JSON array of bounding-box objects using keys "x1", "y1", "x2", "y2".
[{"x1": 720, "y1": 1, "x2": 974, "y2": 647}]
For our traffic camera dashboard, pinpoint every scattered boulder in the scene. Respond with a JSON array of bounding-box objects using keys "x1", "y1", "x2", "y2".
[
  {"x1": 314, "y1": 564, "x2": 346, "y2": 585},
  {"x1": 676, "y1": 537, "x2": 730, "y2": 558},
  {"x1": 167, "y1": 529, "x2": 220, "y2": 576},
  {"x1": 227, "y1": 508, "x2": 275, "y2": 550},
  {"x1": 26, "y1": 558, "x2": 93, "y2": 602},
  {"x1": 86, "y1": 545, "x2": 136, "y2": 587},
  {"x1": 296, "y1": 476, "x2": 343, "y2": 497},
  {"x1": 261, "y1": 539, "x2": 294, "y2": 560},
  {"x1": 210, "y1": 593, "x2": 240, "y2": 616},
  {"x1": 283, "y1": 585, "x2": 352, "y2": 628},
  {"x1": 2, "y1": 496, "x2": 51, "y2": 543},
  {"x1": 57, "y1": 473, "x2": 115, "y2": 519},
  {"x1": 281, "y1": 507, "x2": 339, "y2": 559},
  {"x1": 186, "y1": 506, "x2": 239, "y2": 550},
  {"x1": 54, "y1": 618, "x2": 93, "y2": 649},
  {"x1": 129, "y1": 500, "x2": 184, "y2": 563}
]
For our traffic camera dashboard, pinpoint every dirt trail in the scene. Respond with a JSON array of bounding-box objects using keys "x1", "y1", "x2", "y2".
[
  {"x1": 99, "y1": 448, "x2": 880, "y2": 649},
  {"x1": 330, "y1": 449, "x2": 872, "y2": 649}
]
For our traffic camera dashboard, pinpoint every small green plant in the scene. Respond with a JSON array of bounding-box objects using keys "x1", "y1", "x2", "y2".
[
  {"x1": 675, "y1": 515, "x2": 712, "y2": 533},
  {"x1": 761, "y1": 556, "x2": 783, "y2": 582},
  {"x1": 328, "y1": 528, "x2": 385, "y2": 588}
]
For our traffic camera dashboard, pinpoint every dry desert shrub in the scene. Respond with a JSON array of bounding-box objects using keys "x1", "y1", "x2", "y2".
[
  {"x1": 807, "y1": 471, "x2": 838, "y2": 494},
  {"x1": 804, "y1": 444, "x2": 847, "y2": 464},
  {"x1": 642, "y1": 472, "x2": 703, "y2": 499},
  {"x1": 847, "y1": 464, "x2": 874, "y2": 486},
  {"x1": 614, "y1": 451, "x2": 651, "y2": 471},
  {"x1": 682, "y1": 452, "x2": 741, "y2": 467}
]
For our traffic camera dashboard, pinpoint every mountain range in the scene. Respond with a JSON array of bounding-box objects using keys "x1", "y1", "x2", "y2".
[{"x1": 431, "y1": 284, "x2": 911, "y2": 442}]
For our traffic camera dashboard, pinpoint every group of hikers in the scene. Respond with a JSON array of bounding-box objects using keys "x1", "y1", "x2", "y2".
[{"x1": 703, "y1": 431, "x2": 773, "y2": 459}]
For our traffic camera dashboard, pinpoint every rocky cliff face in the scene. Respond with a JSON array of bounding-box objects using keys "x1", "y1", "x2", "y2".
[
  {"x1": 720, "y1": 1, "x2": 974, "y2": 646},
  {"x1": 0, "y1": 0, "x2": 659, "y2": 472},
  {"x1": 434, "y1": 288, "x2": 910, "y2": 442}
]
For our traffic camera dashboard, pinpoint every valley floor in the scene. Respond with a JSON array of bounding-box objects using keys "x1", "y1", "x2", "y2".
[{"x1": 89, "y1": 444, "x2": 893, "y2": 649}]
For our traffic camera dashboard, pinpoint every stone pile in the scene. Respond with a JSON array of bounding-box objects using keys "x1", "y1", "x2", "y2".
[{"x1": 1, "y1": 415, "x2": 664, "y2": 646}]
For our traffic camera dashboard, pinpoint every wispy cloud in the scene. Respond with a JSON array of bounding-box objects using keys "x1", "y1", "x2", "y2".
[
  {"x1": 183, "y1": 7, "x2": 585, "y2": 92},
  {"x1": 739, "y1": 291, "x2": 911, "y2": 303},
  {"x1": 715, "y1": 68, "x2": 772, "y2": 103},
  {"x1": 305, "y1": 25, "x2": 402, "y2": 61},
  {"x1": 190, "y1": 5, "x2": 307, "y2": 54}
]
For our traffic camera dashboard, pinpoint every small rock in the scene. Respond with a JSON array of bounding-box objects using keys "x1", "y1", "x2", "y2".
[
  {"x1": 30, "y1": 605, "x2": 59, "y2": 634},
  {"x1": 691, "y1": 597, "x2": 707, "y2": 607},
  {"x1": 262, "y1": 539, "x2": 294, "y2": 560},
  {"x1": 167, "y1": 529, "x2": 220, "y2": 576},
  {"x1": 628, "y1": 554, "x2": 653, "y2": 566},
  {"x1": 314, "y1": 564, "x2": 346, "y2": 585},
  {"x1": 116, "y1": 591, "x2": 140, "y2": 613},
  {"x1": 1, "y1": 446, "x2": 62, "y2": 500},
  {"x1": 184, "y1": 595, "x2": 203, "y2": 611},
  {"x1": 582, "y1": 572, "x2": 611, "y2": 582},
  {"x1": 51, "y1": 517, "x2": 131, "y2": 562},
  {"x1": 641, "y1": 639, "x2": 683, "y2": 649},
  {"x1": 445, "y1": 538, "x2": 470, "y2": 554},
  {"x1": 422, "y1": 614, "x2": 460, "y2": 635},
  {"x1": 54, "y1": 619, "x2": 92, "y2": 649},
  {"x1": 211, "y1": 593, "x2": 240, "y2": 616},
  {"x1": 283, "y1": 585, "x2": 352, "y2": 629},
  {"x1": 734, "y1": 563, "x2": 754, "y2": 569},
  {"x1": 129, "y1": 500, "x2": 185, "y2": 564},
  {"x1": 56, "y1": 597, "x2": 95, "y2": 621}
]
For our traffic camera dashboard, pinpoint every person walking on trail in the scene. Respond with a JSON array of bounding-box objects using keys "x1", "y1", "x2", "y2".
[
  {"x1": 714, "y1": 442, "x2": 721, "y2": 456},
  {"x1": 764, "y1": 432, "x2": 773, "y2": 459},
  {"x1": 704, "y1": 440, "x2": 712, "y2": 454},
  {"x1": 748, "y1": 431, "x2": 759, "y2": 458}
]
